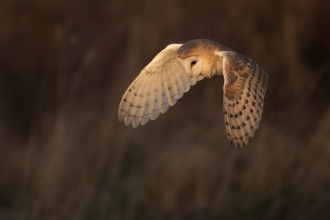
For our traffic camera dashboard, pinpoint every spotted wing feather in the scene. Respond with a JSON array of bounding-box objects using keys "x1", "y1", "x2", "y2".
[
  {"x1": 219, "y1": 51, "x2": 269, "y2": 148},
  {"x1": 118, "y1": 44, "x2": 202, "y2": 128}
]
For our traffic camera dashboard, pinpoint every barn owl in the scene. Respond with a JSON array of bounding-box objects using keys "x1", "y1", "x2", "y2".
[{"x1": 118, "y1": 39, "x2": 269, "y2": 148}]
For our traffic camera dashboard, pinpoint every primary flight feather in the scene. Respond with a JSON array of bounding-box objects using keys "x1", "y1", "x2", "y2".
[{"x1": 118, "y1": 39, "x2": 269, "y2": 148}]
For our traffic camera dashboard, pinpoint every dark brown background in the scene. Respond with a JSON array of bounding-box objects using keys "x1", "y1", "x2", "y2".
[{"x1": 0, "y1": 0, "x2": 330, "y2": 219}]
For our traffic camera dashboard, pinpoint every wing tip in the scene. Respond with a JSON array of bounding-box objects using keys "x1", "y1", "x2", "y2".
[
  {"x1": 227, "y1": 130, "x2": 251, "y2": 148},
  {"x1": 118, "y1": 106, "x2": 125, "y2": 121},
  {"x1": 118, "y1": 115, "x2": 123, "y2": 122},
  {"x1": 132, "y1": 118, "x2": 140, "y2": 128}
]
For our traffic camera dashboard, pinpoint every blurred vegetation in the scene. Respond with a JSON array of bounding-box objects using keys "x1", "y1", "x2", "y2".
[{"x1": 0, "y1": 0, "x2": 330, "y2": 219}]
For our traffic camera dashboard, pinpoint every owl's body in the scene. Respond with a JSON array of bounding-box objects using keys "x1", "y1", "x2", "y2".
[{"x1": 118, "y1": 39, "x2": 269, "y2": 148}]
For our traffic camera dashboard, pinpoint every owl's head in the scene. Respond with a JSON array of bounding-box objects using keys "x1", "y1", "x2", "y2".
[
  {"x1": 176, "y1": 39, "x2": 221, "y2": 78},
  {"x1": 176, "y1": 40, "x2": 206, "y2": 78},
  {"x1": 176, "y1": 55, "x2": 204, "y2": 78}
]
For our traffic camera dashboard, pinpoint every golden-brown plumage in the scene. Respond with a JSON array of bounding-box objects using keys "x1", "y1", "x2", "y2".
[{"x1": 118, "y1": 39, "x2": 269, "y2": 148}]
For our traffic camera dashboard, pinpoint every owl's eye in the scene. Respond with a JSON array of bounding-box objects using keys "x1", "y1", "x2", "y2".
[{"x1": 191, "y1": 61, "x2": 197, "y2": 67}]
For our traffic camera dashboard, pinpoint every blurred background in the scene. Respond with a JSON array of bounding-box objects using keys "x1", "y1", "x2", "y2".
[{"x1": 0, "y1": 0, "x2": 330, "y2": 219}]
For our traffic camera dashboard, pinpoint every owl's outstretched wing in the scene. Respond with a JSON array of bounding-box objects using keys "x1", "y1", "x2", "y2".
[
  {"x1": 218, "y1": 51, "x2": 269, "y2": 148},
  {"x1": 118, "y1": 44, "x2": 204, "y2": 128}
]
